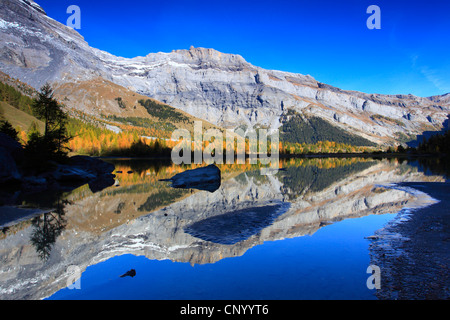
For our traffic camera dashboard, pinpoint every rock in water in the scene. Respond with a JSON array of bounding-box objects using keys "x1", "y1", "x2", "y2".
[
  {"x1": 51, "y1": 156, "x2": 115, "y2": 192},
  {"x1": 68, "y1": 156, "x2": 116, "y2": 192},
  {"x1": 163, "y1": 164, "x2": 221, "y2": 193},
  {"x1": 120, "y1": 269, "x2": 136, "y2": 278},
  {"x1": 68, "y1": 156, "x2": 115, "y2": 176}
]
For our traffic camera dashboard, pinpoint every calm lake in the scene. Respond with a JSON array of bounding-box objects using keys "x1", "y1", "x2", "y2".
[{"x1": 0, "y1": 157, "x2": 446, "y2": 300}]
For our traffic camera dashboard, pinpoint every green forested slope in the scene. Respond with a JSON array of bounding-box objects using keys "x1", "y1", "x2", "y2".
[{"x1": 280, "y1": 110, "x2": 377, "y2": 147}]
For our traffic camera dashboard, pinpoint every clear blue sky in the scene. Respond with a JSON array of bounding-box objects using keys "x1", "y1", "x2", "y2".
[{"x1": 38, "y1": 0, "x2": 450, "y2": 97}]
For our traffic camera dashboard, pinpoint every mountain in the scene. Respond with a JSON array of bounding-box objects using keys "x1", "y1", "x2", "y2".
[{"x1": 1, "y1": 0, "x2": 449, "y2": 146}]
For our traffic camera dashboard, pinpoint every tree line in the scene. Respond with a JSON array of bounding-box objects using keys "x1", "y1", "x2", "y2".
[
  {"x1": 280, "y1": 111, "x2": 377, "y2": 147},
  {"x1": 138, "y1": 98, "x2": 190, "y2": 123},
  {"x1": 416, "y1": 130, "x2": 450, "y2": 155},
  {"x1": 0, "y1": 80, "x2": 35, "y2": 114},
  {"x1": 2, "y1": 79, "x2": 447, "y2": 162}
]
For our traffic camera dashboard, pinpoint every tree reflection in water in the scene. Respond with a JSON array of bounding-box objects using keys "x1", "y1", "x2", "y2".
[{"x1": 30, "y1": 197, "x2": 68, "y2": 261}]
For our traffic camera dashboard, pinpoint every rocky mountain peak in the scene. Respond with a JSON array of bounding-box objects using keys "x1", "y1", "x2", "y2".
[
  {"x1": 169, "y1": 46, "x2": 250, "y2": 69},
  {"x1": 1, "y1": 0, "x2": 46, "y2": 19},
  {"x1": 20, "y1": 0, "x2": 46, "y2": 15},
  {"x1": 1, "y1": 0, "x2": 449, "y2": 146}
]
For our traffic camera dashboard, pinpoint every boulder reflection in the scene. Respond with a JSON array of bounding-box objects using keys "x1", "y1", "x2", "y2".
[{"x1": 185, "y1": 202, "x2": 290, "y2": 245}]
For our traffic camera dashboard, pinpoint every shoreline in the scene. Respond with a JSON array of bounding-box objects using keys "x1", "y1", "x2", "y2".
[
  {"x1": 95, "y1": 152, "x2": 446, "y2": 160},
  {"x1": 0, "y1": 206, "x2": 53, "y2": 229},
  {"x1": 369, "y1": 181, "x2": 450, "y2": 300}
]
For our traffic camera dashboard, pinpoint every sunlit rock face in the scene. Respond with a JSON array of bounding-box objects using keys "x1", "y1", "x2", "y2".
[
  {"x1": 0, "y1": 159, "x2": 445, "y2": 299},
  {"x1": 1, "y1": 0, "x2": 449, "y2": 145}
]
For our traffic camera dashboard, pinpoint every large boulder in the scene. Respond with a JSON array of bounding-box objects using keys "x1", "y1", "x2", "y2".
[
  {"x1": 0, "y1": 133, "x2": 24, "y2": 162},
  {"x1": 163, "y1": 164, "x2": 221, "y2": 193},
  {"x1": 68, "y1": 156, "x2": 115, "y2": 177},
  {"x1": 26, "y1": 156, "x2": 115, "y2": 193},
  {"x1": 51, "y1": 165, "x2": 96, "y2": 182},
  {"x1": 0, "y1": 146, "x2": 21, "y2": 184},
  {"x1": 0, "y1": 133, "x2": 23, "y2": 184},
  {"x1": 64, "y1": 156, "x2": 116, "y2": 193}
]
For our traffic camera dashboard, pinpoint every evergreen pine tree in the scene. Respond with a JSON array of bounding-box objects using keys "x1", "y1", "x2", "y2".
[
  {"x1": 29, "y1": 83, "x2": 71, "y2": 161},
  {"x1": 0, "y1": 120, "x2": 19, "y2": 142}
]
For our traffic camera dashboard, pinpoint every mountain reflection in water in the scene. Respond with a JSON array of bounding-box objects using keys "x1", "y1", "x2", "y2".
[{"x1": 0, "y1": 157, "x2": 446, "y2": 300}]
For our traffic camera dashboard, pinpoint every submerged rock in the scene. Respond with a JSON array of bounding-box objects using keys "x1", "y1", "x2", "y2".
[
  {"x1": 120, "y1": 269, "x2": 136, "y2": 278},
  {"x1": 162, "y1": 164, "x2": 221, "y2": 193}
]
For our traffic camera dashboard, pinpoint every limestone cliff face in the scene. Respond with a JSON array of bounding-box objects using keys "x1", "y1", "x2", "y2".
[
  {"x1": 1, "y1": 0, "x2": 449, "y2": 145},
  {"x1": 0, "y1": 160, "x2": 444, "y2": 299},
  {"x1": 100, "y1": 47, "x2": 450, "y2": 144}
]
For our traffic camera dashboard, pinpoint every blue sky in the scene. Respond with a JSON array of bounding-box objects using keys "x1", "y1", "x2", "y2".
[{"x1": 38, "y1": 0, "x2": 450, "y2": 97}]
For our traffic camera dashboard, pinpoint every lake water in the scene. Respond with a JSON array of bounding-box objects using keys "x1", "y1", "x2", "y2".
[{"x1": 0, "y1": 157, "x2": 446, "y2": 300}]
